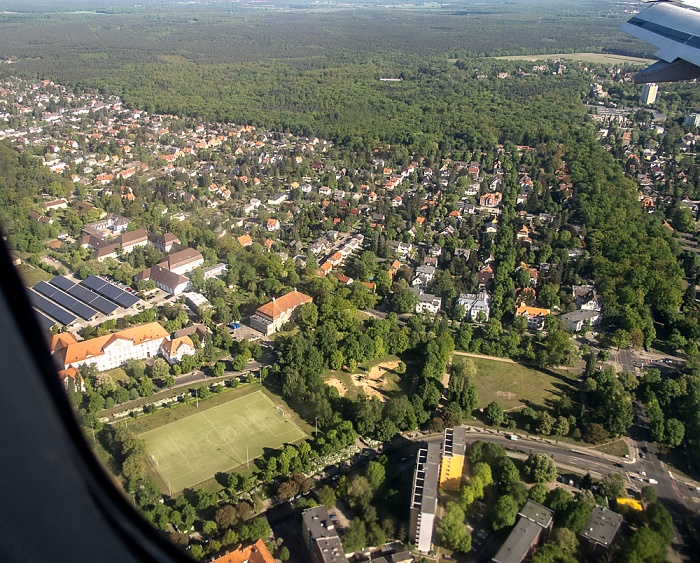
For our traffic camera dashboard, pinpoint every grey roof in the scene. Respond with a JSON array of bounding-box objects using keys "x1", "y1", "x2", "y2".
[
  {"x1": 410, "y1": 442, "x2": 441, "y2": 516},
  {"x1": 302, "y1": 505, "x2": 336, "y2": 538},
  {"x1": 491, "y1": 517, "x2": 542, "y2": 563},
  {"x1": 302, "y1": 506, "x2": 347, "y2": 563},
  {"x1": 443, "y1": 426, "x2": 468, "y2": 458},
  {"x1": 314, "y1": 536, "x2": 347, "y2": 563},
  {"x1": 148, "y1": 265, "x2": 189, "y2": 289},
  {"x1": 559, "y1": 309, "x2": 600, "y2": 322},
  {"x1": 580, "y1": 505, "x2": 623, "y2": 547},
  {"x1": 518, "y1": 500, "x2": 554, "y2": 529}
]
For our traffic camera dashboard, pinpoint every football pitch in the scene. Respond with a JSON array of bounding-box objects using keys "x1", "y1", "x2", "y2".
[{"x1": 140, "y1": 390, "x2": 307, "y2": 492}]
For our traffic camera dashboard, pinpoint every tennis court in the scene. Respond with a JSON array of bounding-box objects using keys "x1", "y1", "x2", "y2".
[{"x1": 140, "y1": 390, "x2": 306, "y2": 492}]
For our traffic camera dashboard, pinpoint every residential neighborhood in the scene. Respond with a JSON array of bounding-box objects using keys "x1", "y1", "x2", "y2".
[{"x1": 1, "y1": 66, "x2": 696, "y2": 563}]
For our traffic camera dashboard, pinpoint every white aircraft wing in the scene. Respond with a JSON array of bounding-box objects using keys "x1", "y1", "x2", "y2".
[{"x1": 621, "y1": 0, "x2": 700, "y2": 83}]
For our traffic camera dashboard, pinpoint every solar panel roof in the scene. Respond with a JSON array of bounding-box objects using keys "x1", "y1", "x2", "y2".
[
  {"x1": 34, "y1": 310, "x2": 57, "y2": 331},
  {"x1": 29, "y1": 291, "x2": 77, "y2": 326},
  {"x1": 49, "y1": 276, "x2": 119, "y2": 315},
  {"x1": 80, "y1": 275, "x2": 139, "y2": 308},
  {"x1": 49, "y1": 275, "x2": 76, "y2": 292},
  {"x1": 34, "y1": 281, "x2": 97, "y2": 320}
]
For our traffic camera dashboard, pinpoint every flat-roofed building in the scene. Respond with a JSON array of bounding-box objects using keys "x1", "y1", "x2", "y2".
[
  {"x1": 184, "y1": 292, "x2": 211, "y2": 312},
  {"x1": 203, "y1": 262, "x2": 228, "y2": 279},
  {"x1": 439, "y1": 426, "x2": 468, "y2": 491},
  {"x1": 302, "y1": 506, "x2": 348, "y2": 563},
  {"x1": 579, "y1": 505, "x2": 623, "y2": 551},
  {"x1": 249, "y1": 290, "x2": 313, "y2": 336},
  {"x1": 492, "y1": 518, "x2": 542, "y2": 563},
  {"x1": 409, "y1": 442, "x2": 441, "y2": 553},
  {"x1": 492, "y1": 501, "x2": 554, "y2": 563}
]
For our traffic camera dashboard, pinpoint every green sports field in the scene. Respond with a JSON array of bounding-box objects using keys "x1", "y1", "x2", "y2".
[{"x1": 140, "y1": 390, "x2": 306, "y2": 492}]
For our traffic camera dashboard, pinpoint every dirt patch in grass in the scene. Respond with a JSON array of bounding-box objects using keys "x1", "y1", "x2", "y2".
[
  {"x1": 367, "y1": 360, "x2": 399, "y2": 381},
  {"x1": 323, "y1": 357, "x2": 402, "y2": 402},
  {"x1": 326, "y1": 378, "x2": 348, "y2": 397}
]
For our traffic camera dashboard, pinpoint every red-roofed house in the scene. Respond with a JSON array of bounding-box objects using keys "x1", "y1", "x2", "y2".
[
  {"x1": 160, "y1": 336, "x2": 196, "y2": 365},
  {"x1": 209, "y1": 540, "x2": 275, "y2": 563},
  {"x1": 249, "y1": 291, "x2": 313, "y2": 335}
]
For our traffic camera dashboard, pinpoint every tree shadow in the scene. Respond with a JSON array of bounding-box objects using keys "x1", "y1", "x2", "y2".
[{"x1": 659, "y1": 497, "x2": 700, "y2": 559}]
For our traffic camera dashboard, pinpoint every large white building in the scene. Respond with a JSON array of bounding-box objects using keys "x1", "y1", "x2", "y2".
[
  {"x1": 641, "y1": 82, "x2": 658, "y2": 105},
  {"x1": 51, "y1": 323, "x2": 170, "y2": 372}
]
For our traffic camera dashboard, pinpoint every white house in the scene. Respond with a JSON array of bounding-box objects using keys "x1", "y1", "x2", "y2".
[
  {"x1": 160, "y1": 336, "x2": 197, "y2": 365},
  {"x1": 559, "y1": 309, "x2": 601, "y2": 333},
  {"x1": 457, "y1": 292, "x2": 491, "y2": 321},
  {"x1": 268, "y1": 193, "x2": 288, "y2": 205},
  {"x1": 412, "y1": 288, "x2": 442, "y2": 315}
]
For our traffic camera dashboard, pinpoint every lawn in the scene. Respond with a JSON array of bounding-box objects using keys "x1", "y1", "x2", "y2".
[
  {"x1": 590, "y1": 439, "x2": 629, "y2": 458},
  {"x1": 139, "y1": 389, "x2": 307, "y2": 493},
  {"x1": 15, "y1": 263, "x2": 52, "y2": 287},
  {"x1": 104, "y1": 367, "x2": 129, "y2": 383},
  {"x1": 455, "y1": 355, "x2": 577, "y2": 411}
]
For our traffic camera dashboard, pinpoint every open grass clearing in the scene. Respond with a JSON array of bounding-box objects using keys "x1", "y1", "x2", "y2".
[
  {"x1": 104, "y1": 367, "x2": 129, "y2": 383},
  {"x1": 16, "y1": 263, "x2": 52, "y2": 287},
  {"x1": 139, "y1": 389, "x2": 307, "y2": 493},
  {"x1": 455, "y1": 356, "x2": 578, "y2": 411},
  {"x1": 590, "y1": 439, "x2": 629, "y2": 458}
]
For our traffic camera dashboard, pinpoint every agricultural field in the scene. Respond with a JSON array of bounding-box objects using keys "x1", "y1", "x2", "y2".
[
  {"x1": 454, "y1": 354, "x2": 578, "y2": 412},
  {"x1": 140, "y1": 389, "x2": 307, "y2": 493}
]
